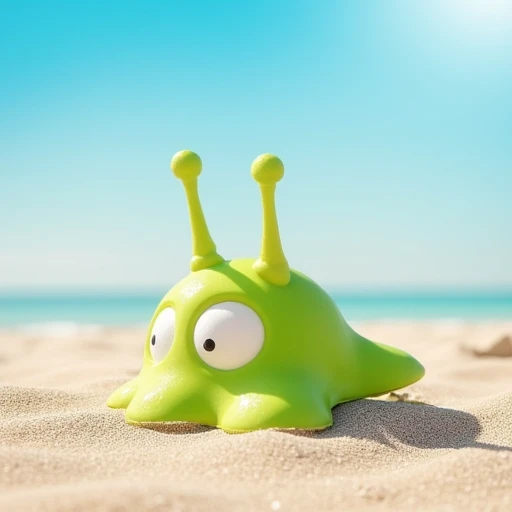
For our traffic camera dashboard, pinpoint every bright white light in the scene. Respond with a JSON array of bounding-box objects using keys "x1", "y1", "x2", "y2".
[
  {"x1": 448, "y1": 0, "x2": 511, "y2": 25},
  {"x1": 394, "y1": 0, "x2": 512, "y2": 67},
  {"x1": 427, "y1": 0, "x2": 512, "y2": 40}
]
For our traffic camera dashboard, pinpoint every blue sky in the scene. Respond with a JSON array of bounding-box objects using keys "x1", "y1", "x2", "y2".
[{"x1": 1, "y1": 0, "x2": 511, "y2": 292}]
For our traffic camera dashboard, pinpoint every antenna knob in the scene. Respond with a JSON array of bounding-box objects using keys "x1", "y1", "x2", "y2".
[
  {"x1": 171, "y1": 150, "x2": 202, "y2": 180},
  {"x1": 251, "y1": 154, "x2": 284, "y2": 185}
]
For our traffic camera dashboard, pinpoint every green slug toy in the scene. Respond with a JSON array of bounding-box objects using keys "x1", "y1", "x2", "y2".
[{"x1": 107, "y1": 150, "x2": 425, "y2": 432}]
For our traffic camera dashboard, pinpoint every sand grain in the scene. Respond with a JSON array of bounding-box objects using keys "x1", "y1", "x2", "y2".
[{"x1": 1, "y1": 322, "x2": 511, "y2": 511}]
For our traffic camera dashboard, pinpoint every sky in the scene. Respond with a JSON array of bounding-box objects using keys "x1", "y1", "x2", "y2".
[{"x1": 1, "y1": 0, "x2": 511, "y2": 293}]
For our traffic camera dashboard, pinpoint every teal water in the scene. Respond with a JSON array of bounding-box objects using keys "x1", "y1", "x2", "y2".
[{"x1": 0, "y1": 292, "x2": 511, "y2": 326}]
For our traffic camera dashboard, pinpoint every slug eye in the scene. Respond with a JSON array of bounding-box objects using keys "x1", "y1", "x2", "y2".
[
  {"x1": 194, "y1": 302, "x2": 264, "y2": 370},
  {"x1": 149, "y1": 307, "x2": 176, "y2": 363}
]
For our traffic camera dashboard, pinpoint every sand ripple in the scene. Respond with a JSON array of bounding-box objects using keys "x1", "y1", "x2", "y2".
[{"x1": 1, "y1": 322, "x2": 511, "y2": 511}]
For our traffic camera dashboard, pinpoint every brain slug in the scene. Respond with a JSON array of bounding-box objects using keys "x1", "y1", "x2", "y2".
[{"x1": 107, "y1": 150, "x2": 425, "y2": 432}]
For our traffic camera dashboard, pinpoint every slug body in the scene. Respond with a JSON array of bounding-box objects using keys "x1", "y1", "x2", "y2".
[{"x1": 108, "y1": 152, "x2": 424, "y2": 432}]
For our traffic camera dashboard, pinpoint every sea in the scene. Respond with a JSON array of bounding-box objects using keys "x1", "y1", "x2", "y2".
[{"x1": 1, "y1": 291, "x2": 511, "y2": 327}]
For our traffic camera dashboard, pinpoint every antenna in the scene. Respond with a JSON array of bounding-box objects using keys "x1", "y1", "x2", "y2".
[
  {"x1": 251, "y1": 154, "x2": 290, "y2": 286},
  {"x1": 170, "y1": 150, "x2": 224, "y2": 272}
]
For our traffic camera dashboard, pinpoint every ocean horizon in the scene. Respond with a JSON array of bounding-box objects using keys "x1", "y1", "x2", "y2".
[{"x1": 1, "y1": 290, "x2": 511, "y2": 326}]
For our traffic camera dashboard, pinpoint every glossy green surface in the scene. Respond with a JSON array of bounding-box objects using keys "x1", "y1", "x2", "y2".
[{"x1": 107, "y1": 151, "x2": 425, "y2": 432}]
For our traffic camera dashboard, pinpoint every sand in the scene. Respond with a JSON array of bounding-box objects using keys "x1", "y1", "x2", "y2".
[{"x1": 1, "y1": 321, "x2": 511, "y2": 511}]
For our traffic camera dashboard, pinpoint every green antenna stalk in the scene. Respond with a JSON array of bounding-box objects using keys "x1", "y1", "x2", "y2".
[
  {"x1": 251, "y1": 154, "x2": 290, "y2": 286},
  {"x1": 170, "y1": 150, "x2": 224, "y2": 272}
]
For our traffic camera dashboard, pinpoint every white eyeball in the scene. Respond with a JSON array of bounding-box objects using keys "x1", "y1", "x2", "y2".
[
  {"x1": 149, "y1": 307, "x2": 176, "y2": 363},
  {"x1": 194, "y1": 302, "x2": 265, "y2": 370}
]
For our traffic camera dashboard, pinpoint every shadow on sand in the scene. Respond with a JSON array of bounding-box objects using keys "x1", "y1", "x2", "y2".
[
  {"x1": 285, "y1": 398, "x2": 512, "y2": 452},
  {"x1": 136, "y1": 397, "x2": 511, "y2": 453}
]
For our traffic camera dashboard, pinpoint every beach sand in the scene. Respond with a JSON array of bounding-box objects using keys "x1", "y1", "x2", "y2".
[{"x1": 1, "y1": 321, "x2": 511, "y2": 511}]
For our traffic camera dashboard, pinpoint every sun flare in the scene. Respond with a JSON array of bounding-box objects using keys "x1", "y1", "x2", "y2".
[{"x1": 430, "y1": 0, "x2": 512, "y2": 37}]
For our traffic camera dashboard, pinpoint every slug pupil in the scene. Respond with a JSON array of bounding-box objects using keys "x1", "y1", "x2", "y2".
[
  {"x1": 203, "y1": 338, "x2": 216, "y2": 352},
  {"x1": 151, "y1": 334, "x2": 156, "y2": 346}
]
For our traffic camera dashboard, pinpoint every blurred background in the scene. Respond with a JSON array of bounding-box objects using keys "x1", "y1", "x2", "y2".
[{"x1": 1, "y1": 0, "x2": 511, "y2": 324}]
